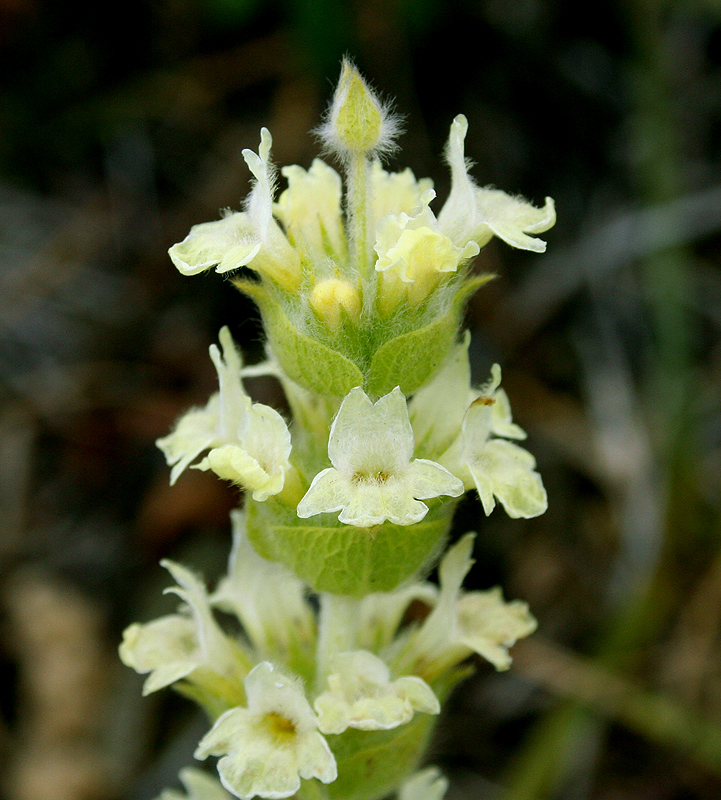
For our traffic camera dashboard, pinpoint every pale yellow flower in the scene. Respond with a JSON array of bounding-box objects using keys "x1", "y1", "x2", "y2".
[
  {"x1": 211, "y1": 511, "x2": 315, "y2": 675},
  {"x1": 374, "y1": 190, "x2": 479, "y2": 310},
  {"x1": 438, "y1": 363, "x2": 547, "y2": 519},
  {"x1": 370, "y1": 161, "x2": 433, "y2": 221},
  {"x1": 169, "y1": 130, "x2": 301, "y2": 291},
  {"x1": 397, "y1": 768, "x2": 448, "y2": 800},
  {"x1": 438, "y1": 114, "x2": 555, "y2": 253},
  {"x1": 195, "y1": 663, "x2": 336, "y2": 800},
  {"x1": 396, "y1": 535, "x2": 536, "y2": 677},
  {"x1": 156, "y1": 327, "x2": 291, "y2": 501},
  {"x1": 119, "y1": 561, "x2": 248, "y2": 697},
  {"x1": 274, "y1": 159, "x2": 345, "y2": 262},
  {"x1": 314, "y1": 650, "x2": 439, "y2": 734},
  {"x1": 297, "y1": 386, "x2": 463, "y2": 527}
]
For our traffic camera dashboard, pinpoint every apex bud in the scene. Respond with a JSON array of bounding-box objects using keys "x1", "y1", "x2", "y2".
[{"x1": 319, "y1": 59, "x2": 400, "y2": 158}]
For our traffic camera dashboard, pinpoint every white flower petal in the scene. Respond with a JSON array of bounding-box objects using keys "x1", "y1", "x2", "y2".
[
  {"x1": 375, "y1": 191, "x2": 473, "y2": 282},
  {"x1": 491, "y1": 387, "x2": 527, "y2": 440},
  {"x1": 460, "y1": 396, "x2": 495, "y2": 455},
  {"x1": 196, "y1": 663, "x2": 336, "y2": 800},
  {"x1": 195, "y1": 706, "x2": 255, "y2": 759},
  {"x1": 328, "y1": 386, "x2": 414, "y2": 473},
  {"x1": 405, "y1": 459, "x2": 464, "y2": 501},
  {"x1": 395, "y1": 534, "x2": 536, "y2": 676},
  {"x1": 211, "y1": 327, "x2": 252, "y2": 432},
  {"x1": 156, "y1": 328, "x2": 250, "y2": 483},
  {"x1": 296, "y1": 468, "x2": 351, "y2": 519},
  {"x1": 199, "y1": 707, "x2": 308, "y2": 800},
  {"x1": 314, "y1": 651, "x2": 439, "y2": 734},
  {"x1": 437, "y1": 115, "x2": 478, "y2": 247},
  {"x1": 157, "y1": 399, "x2": 222, "y2": 486},
  {"x1": 119, "y1": 616, "x2": 198, "y2": 695},
  {"x1": 119, "y1": 561, "x2": 248, "y2": 697},
  {"x1": 400, "y1": 533, "x2": 475, "y2": 664},
  {"x1": 237, "y1": 404, "x2": 292, "y2": 492},
  {"x1": 466, "y1": 438, "x2": 547, "y2": 519},
  {"x1": 275, "y1": 160, "x2": 345, "y2": 260},
  {"x1": 157, "y1": 328, "x2": 290, "y2": 499},
  {"x1": 235, "y1": 129, "x2": 301, "y2": 290},
  {"x1": 243, "y1": 662, "x2": 319, "y2": 732},
  {"x1": 456, "y1": 364, "x2": 547, "y2": 519},
  {"x1": 338, "y1": 476, "x2": 430, "y2": 527},
  {"x1": 373, "y1": 188, "x2": 477, "y2": 309},
  {"x1": 357, "y1": 582, "x2": 437, "y2": 652},
  {"x1": 474, "y1": 190, "x2": 555, "y2": 253},
  {"x1": 198, "y1": 445, "x2": 278, "y2": 501},
  {"x1": 161, "y1": 560, "x2": 245, "y2": 679},
  {"x1": 437, "y1": 115, "x2": 555, "y2": 253},
  {"x1": 298, "y1": 387, "x2": 459, "y2": 527},
  {"x1": 242, "y1": 128, "x2": 276, "y2": 239},
  {"x1": 456, "y1": 588, "x2": 537, "y2": 670},
  {"x1": 371, "y1": 161, "x2": 434, "y2": 222},
  {"x1": 409, "y1": 332, "x2": 474, "y2": 458},
  {"x1": 198, "y1": 403, "x2": 290, "y2": 501},
  {"x1": 168, "y1": 214, "x2": 261, "y2": 276},
  {"x1": 397, "y1": 768, "x2": 449, "y2": 800}
]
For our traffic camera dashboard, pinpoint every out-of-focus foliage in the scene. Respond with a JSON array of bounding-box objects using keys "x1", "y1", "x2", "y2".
[{"x1": 2, "y1": 1, "x2": 721, "y2": 799}]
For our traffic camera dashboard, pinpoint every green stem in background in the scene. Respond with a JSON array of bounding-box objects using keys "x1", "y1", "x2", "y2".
[
  {"x1": 502, "y1": 703, "x2": 596, "y2": 800},
  {"x1": 502, "y1": 2, "x2": 702, "y2": 796},
  {"x1": 506, "y1": 636, "x2": 721, "y2": 800},
  {"x1": 628, "y1": 0, "x2": 695, "y2": 475},
  {"x1": 500, "y1": 580, "x2": 664, "y2": 800}
]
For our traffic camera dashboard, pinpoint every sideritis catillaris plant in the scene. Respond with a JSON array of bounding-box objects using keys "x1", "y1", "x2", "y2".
[{"x1": 120, "y1": 61, "x2": 556, "y2": 800}]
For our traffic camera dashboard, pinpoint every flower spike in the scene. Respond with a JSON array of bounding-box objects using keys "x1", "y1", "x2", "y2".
[{"x1": 138, "y1": 62, "x2": 556, "y2": 800}]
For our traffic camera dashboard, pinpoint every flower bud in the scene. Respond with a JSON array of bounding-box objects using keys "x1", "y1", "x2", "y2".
[
  {"x1": 309, "y1": 278, "x2": 362, "y2": 332},
  {"x1": 319, "y1": 60, "x2": 399, "y2": 158}
]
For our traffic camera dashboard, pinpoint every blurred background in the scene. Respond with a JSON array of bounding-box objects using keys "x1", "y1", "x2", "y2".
[{"x1": 1, "y1": 0, "x2": 721, "y2": 798}]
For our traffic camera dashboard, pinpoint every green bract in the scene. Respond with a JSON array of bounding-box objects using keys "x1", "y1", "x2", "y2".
[
  {"x1": 246, "y1": 497, "x2": 457, "y2": 596},
  {"x1": 238, "y1": 282, "x2": 365, "y2": 397},
  {"x1": 129, "y1": 61, "x2": 555, "y2": 800}
]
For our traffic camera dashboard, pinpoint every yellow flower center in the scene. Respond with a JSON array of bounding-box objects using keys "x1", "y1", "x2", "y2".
[{"x1": 264, "y1": 712, "x2": 297, "y2": 743}]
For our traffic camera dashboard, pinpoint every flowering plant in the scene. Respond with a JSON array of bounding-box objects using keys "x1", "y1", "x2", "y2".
[{"x1": 121, "y1": 61, "x2": 555, "y2": 800}]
